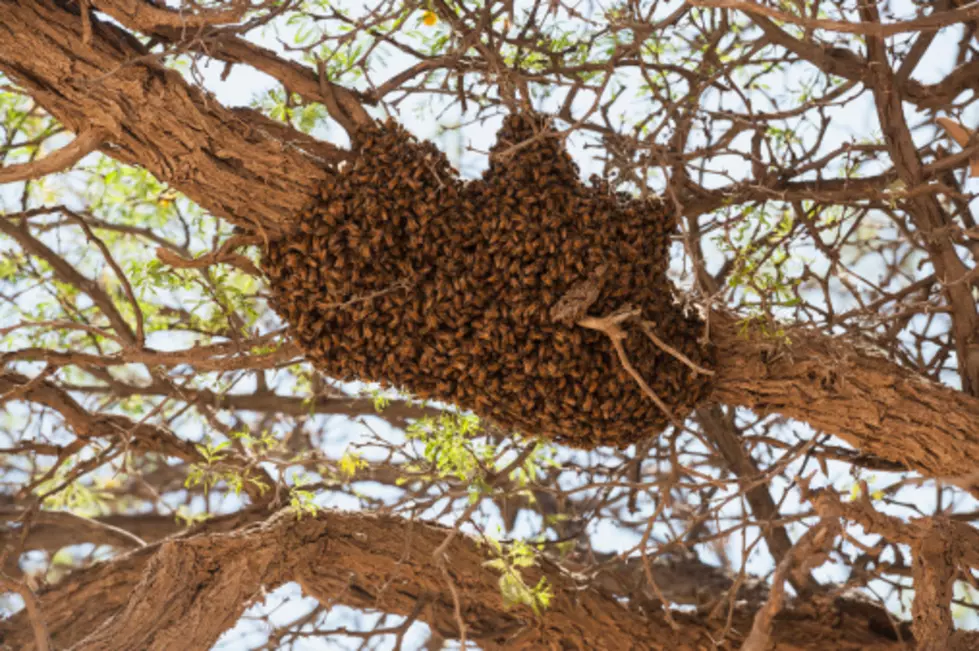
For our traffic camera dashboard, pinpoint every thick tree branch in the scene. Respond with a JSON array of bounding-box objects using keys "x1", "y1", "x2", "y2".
[
  {"x1": 712, "y1": 310, "x2": 979, "y2": 483},
  {"x1": 0, "y1": 504, "x2": 778, "y2": 615},
  {"x1": 0, "y1": 508, "x2": 926, "y2": 650},
  {"x1": 5, "y1": 4, "x2": 979, "y2": 650},
  {"x1": 0, "y1": 0, "x2": 334, "y2": 235},
  {"x1": 0, "y1": 508, "x2": 264, "y2": 650}
]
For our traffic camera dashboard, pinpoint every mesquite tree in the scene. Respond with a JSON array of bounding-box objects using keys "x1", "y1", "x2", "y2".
[{"x1": 3, "y1": 0, "x2": 979, "y2": 649}]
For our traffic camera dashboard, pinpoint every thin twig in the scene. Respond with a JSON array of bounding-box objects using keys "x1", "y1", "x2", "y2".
[
  {"x1": 64, "y1": 209, "x2": 145, "y2": 345},
  {"x1": 639, "y1": 320, "x2": 714, "y2": 376},
  {"x1": 438, "y1": 560, "x2": 468, "y2": 650},
  {"x1": 0, "y1": 575, "x2": 51, "y2": 651},
  {"x1": 156, "y1": 234, "x2": 263, "y2": 277},
  {"x1": 578, "y1": 309, "x2": 680, "y2": 427}
]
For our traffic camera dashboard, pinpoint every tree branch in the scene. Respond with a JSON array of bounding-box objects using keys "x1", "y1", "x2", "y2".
[
  {"x1": 5, "y1": 0, "x2": 979, "y2": 487},
  {"x1": 689, "y1": 0, "x2": 979, "y2": 36},
  {"x1": 89, "y1": 0, "x2": 250, "y2": 31},
  {"x1": 0, "y1": 371, "x2": 274, "y2": 503},
  {"x1": 0, "y1": 128, "x2": 105, "y2": 183},
  {"x1": 0, "y1": 214, "x2": 138, "y2": 346},
  {"x1": 0, "y1": 0, "x2": 333, "y2": 235},
  {"x1": 58, "y1": 381, "x2": 441, "y2": 427},
  {"x1": 712, "y1": 310, "x2": 979, "y2": 484},
  {"x1": 747, "y1": 14, "x2": 979, "y2": 110},
  {"x1": 0, "y1": 508, "x2": 930, "y2": 650}
]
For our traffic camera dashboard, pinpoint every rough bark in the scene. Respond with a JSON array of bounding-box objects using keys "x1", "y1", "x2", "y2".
[
  {"x1": 0, "y1": 0, "x2": 336, "y2": 236},
  {"x1": 0, "y1": 507, "x2": 925, "y2": 651},
  {"x1": 2, "y1": 505, "x2": 778, "y2": 608},
  {"x1": 711, "y1": 310, "x2": 979, "y2": 482}
]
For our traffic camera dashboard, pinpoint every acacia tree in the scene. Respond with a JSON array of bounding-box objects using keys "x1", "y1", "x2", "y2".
[{"x1": 3, "y1": 0, "x2": 979, "y2": 649}]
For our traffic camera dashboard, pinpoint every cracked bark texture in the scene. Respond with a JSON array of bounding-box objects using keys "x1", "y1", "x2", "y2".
[
  {"x1": 711, "y1": 310, "x2": 979, "y2": 481},
  {"x1": 0, "y1": 0, "x2": 335, "y2": 236},
  {"x1": 0, "y1": 508, "x2": 930, "y2": 651}
]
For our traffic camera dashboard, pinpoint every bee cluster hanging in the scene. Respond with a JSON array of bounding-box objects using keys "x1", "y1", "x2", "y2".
[{"x1": 263, "y1": 114, "x2": 715, "y2": 447}]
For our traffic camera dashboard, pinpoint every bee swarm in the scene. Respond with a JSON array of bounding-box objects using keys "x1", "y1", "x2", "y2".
[{"x1": 263, "y1": 114, "x2": 715, "y2": 447}]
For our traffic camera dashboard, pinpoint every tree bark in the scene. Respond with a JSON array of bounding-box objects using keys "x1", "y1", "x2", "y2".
[
  {"x1": 712, "y1": 310, "x2": 979, "y2": 482},
  {"x1": 0, "y1": 507, "x2": 925, "y2": 651},
  {"x1": 0, "y1": 0, "x2": 336, "y2": 236}
]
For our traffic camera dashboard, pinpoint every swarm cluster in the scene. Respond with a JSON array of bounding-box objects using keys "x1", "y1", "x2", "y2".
[{"x1": 264, "y1": 114, "x2": 715, "y2": 447}]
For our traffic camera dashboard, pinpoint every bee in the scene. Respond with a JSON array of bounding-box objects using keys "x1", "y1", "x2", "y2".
[{"x1": 261, "y1": 119, "x2": 720, "y2": 447}]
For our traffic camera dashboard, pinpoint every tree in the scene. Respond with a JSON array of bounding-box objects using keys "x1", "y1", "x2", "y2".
[{"x1": 2, "y1": 0, "x2": 979, "y2": 648}]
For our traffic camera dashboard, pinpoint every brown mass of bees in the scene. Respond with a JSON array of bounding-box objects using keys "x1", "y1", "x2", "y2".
[{"x1": 263, "y1": 114, "x2": 716, "y2": 447}]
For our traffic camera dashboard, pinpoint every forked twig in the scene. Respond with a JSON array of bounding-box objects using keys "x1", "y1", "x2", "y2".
[
  {"x1": 639, "y1": 320, "x2": 714, "y2": 376},
  {"x1": 578, "y1": 308, "x2": 681, "y2": 428}
]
